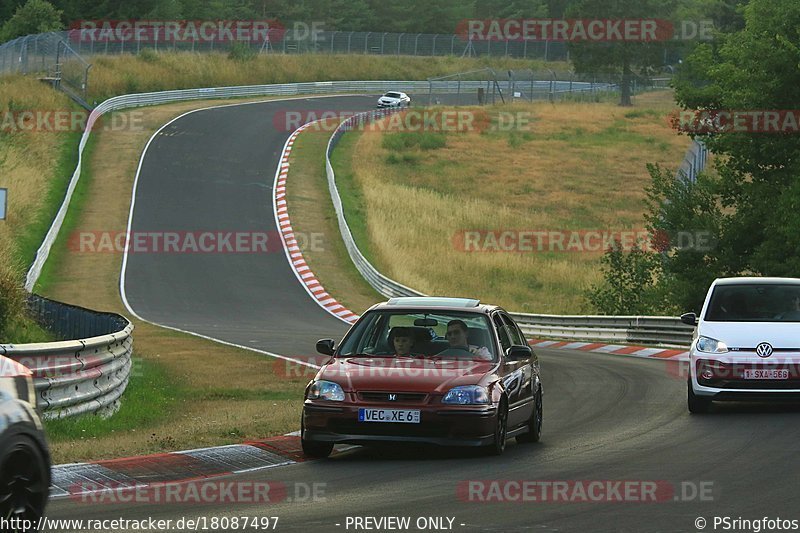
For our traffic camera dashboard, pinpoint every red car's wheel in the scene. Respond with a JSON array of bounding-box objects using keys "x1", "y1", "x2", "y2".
[
  {"x1": 516, "y1": 386, "x2": 542, "y2": 443},
  {"x1": 485, "y1": 399, "x2": 508, "y2": 456},
  {"x1": 301, "y1": 418, "x2": 333, "y2": 458}
]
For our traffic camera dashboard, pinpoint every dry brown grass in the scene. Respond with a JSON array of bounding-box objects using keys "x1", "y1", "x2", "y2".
[
  {"x1": 343, "y1": 90, "x2": 688, "y2": 313},
  {"x1": 0, "y1": 75, "x2": 74, "y2": 260},
  {"x1": 86, "y1": 53, "x2": 568, "y2": 101}
]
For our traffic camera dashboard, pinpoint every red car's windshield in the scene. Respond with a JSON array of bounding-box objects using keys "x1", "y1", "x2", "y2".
[{"x1": 338, "y1": 310, "x2": 497, "y2": 361}]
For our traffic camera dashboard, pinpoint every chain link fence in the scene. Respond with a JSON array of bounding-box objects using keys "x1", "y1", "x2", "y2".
[
  {"x1": 0, "y1": 31, "x2": 91, "y2": 102},
  {"x1": 25, "y1": 30, "x2": 572, "y2": 60},
  {"x1": 0, "y1": 29, "x2": 679, "y2": 107}
]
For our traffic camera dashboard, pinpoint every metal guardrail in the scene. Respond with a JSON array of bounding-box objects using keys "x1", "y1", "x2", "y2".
[
  {"x1": 676, "y1": 139, "x2": 708, "y2": 184},
  {"x1": 324, "y1": 110, "x2": 695, "y2": 348},
  {"x1": 0, "y1": 295, "x2": 133, "y2": 419}
]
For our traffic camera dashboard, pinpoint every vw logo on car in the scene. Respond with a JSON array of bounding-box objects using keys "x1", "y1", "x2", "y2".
[{"x1": 755, "y1": 342, "x2": 774, "y2": 358}]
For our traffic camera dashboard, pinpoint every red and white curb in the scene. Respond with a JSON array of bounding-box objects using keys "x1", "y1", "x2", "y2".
[
  {"x1": 49, "y1": 435, "x2": 360, "y2": 499},
  {"x1": 273, "y1": 122, "x2": 359, "y2": 325},
  {"x1": 529, "y1": 339, "x2": 688, "y2": 361}
]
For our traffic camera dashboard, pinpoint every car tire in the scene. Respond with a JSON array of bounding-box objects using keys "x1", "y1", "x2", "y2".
[
  {"x1": 516, "y1": 386, "x2": 542, "y2": 443},
  {"x1": 687, "y1": 379, "x2": 712, "y2": 414},
  {"x1": 300, "y1": 419, "x2": 334, "y2": 458},
  {"x1": 0, "y1": 433, "x2": 49, "y2": 527},
  {"x1": 485, "y1": 399, "x2": 508, "y2": 456}
]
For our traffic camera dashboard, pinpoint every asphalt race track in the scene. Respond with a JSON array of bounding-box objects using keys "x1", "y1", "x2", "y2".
[
  {"x1": 62, "y1": 95, "x2": 800, "y2": 531},
  {"x1": 122, "y1": 93, "x2": 465, "y2": 356},
  {"x1": 47, "y1": 348, "x2": 800, "y2": 532},
  {"x1": 122, "y1": 95, "x2": 375, "y2": 356}
]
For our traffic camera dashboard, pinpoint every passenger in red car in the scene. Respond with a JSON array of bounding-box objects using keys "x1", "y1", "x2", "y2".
[{"x1": 389, "y1": 327, "x2": 416, "y2": 357}]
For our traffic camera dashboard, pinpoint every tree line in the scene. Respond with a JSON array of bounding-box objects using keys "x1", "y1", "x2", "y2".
[{"x1": 2, "y1": 0, "x2": 742, "y2": 40}]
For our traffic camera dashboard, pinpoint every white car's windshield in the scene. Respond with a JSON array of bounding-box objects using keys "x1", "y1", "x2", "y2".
[{"x1": 705, "y1": 284, "x2": 800, "y2": 322}]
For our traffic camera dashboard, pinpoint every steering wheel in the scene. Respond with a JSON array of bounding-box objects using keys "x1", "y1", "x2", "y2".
[{"x1": 435, "y1": 347, "x2": 473, "y2": 358}]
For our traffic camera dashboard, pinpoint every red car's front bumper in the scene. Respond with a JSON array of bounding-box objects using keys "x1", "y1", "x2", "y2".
[{"x1": 302, "y1": 401, "x2": 499, "y2": 447}]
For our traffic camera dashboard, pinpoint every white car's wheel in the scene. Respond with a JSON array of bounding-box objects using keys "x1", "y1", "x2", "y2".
[{"x1": 687, "y1": 379, "x2": 712, "y2": 414}]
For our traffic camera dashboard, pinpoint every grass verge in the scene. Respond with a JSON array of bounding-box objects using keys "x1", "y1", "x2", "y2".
[
  {"x1": 34, "y1": 96, "x2": 325, "y2": 464},
  {"x1": 85, "y1": 53, "x2": 568, "y2": 102},
  {"x1": 329, "y1": 90, "x2": 688, "y2": 313}
]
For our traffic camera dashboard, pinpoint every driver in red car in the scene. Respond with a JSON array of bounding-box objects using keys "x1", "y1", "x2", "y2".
[{"x1": 445, "y1": 320, "x2": 491, "y2": 359}]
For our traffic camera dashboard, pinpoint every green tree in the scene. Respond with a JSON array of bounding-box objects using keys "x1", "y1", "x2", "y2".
[
  {"x1": 473, "y1": 0, "x2": 548, "y2": 19},
  {"x1": 644, "y1": 164, "x2": 724, "y2": 312},
  {"x1": 587, "y1": 241, "x2": 666, "y2": 315},
  {"x1": 566, "y1": 0, "x2": 677, "y2": 106},
  {"x1": 650, "y1": 0, "x2": 800, "y2": 310},
  {"x1": 1, "y1": 0, "x2": 63, "y2": 41},
  {"x1": 664, "y1": 0, "x2": 800, "y2": 290}
]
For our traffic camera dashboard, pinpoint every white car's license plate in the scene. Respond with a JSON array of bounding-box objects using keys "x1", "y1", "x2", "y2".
[
  {"x1": 743, "y1": 369, "x2": 790, "y2": 380},
  {"x1": 358, "y1": 408, "x2": 420, "y2": 423}
]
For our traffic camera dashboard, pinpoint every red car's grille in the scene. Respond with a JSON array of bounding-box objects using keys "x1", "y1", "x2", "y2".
[
  {"x1": 328, "y1": 420, "x2": 451, "y2": 438},
  {"x1": 358, "y1": 391, "x2": 428, "y2": 404}
]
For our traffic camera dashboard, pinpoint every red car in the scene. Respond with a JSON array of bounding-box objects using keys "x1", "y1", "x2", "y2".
[{"x1": 301, "y1": 297, "x2": 543, "y2": 457}]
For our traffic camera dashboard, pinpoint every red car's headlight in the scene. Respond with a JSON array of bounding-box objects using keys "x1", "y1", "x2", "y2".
[{"x1": 307, "y1": 380, "x2": 345, "y2": 401}]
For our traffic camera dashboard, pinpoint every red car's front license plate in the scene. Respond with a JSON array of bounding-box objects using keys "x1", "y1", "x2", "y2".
[{"x1": 358, "y1": 408, "x2": 421, "y2": 423}]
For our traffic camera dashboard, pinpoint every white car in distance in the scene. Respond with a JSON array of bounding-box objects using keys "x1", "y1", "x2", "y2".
[{"x1": 377, "y1": 91, "x2": 411, "y2": 108}]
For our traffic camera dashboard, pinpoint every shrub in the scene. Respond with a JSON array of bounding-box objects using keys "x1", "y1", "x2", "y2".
[
  {"x1": 227, "y1": 42, "x2": 257, "y2": 62},
  {"x1": 586, "y1": 241, "x2": 666, "y2": 315}
]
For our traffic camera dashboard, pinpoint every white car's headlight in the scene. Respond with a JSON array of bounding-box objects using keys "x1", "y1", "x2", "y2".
[
  {"x1": 442, "y1": 385, "x2": 490, "y2": 405},
  {"x1": 307, "y1": 380, "x2": 345, "y2": 401},
  {"x1": 696, "y1": 336, "x2": 729, "y2": 354}
]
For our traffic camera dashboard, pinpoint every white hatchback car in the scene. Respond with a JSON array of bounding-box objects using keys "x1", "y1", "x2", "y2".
[
  {"x1": 683, "y1": 277, "x2": 800, "y2": 413},
  {"x1": 377, "y1": 91, "x2": 411, "y2": 108}
]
